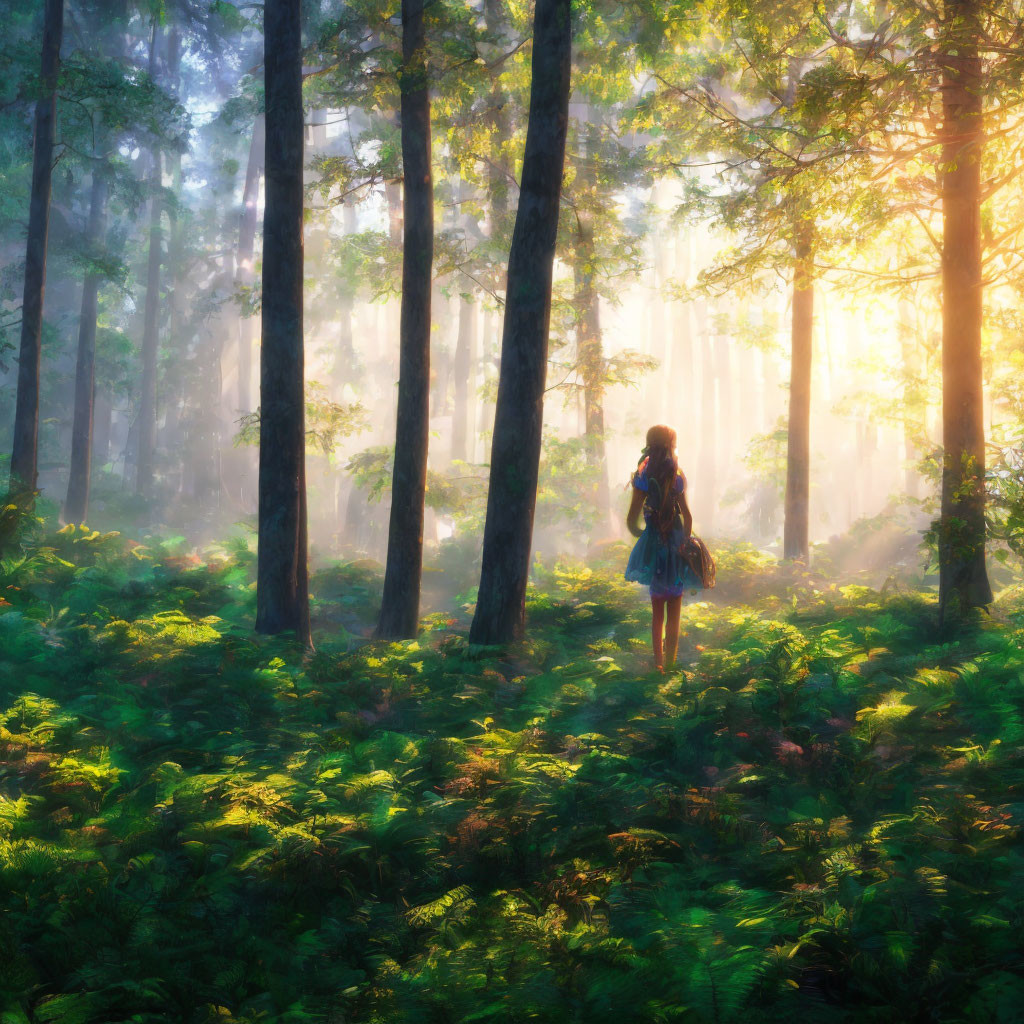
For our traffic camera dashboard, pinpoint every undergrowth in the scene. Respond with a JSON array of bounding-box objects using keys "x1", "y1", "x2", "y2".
[{"x1": 2, "y1": 521, "x2": 1024, "y2": 1022}]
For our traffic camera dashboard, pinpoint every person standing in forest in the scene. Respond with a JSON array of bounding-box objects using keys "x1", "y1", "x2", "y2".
[{"x1": 625, "y1": 425, "x2": 705, "y2": 672}]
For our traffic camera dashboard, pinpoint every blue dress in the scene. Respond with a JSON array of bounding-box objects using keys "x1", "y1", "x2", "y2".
[{"x1": 625, "y1": 461, "x2": 704, "y2": 598}]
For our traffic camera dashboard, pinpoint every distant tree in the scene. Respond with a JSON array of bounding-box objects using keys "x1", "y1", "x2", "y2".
[
  {"x1": 256, "y1": 0, "x2": 309, "y2": 641},
  {"x1": 635, "y1": 0, "x2": 878, "y2": 563},
  {"x1": 470, "y1": 0, "x2": 572, "y2": 645},
  {"x1": 64, "y1": 165, "x2": 108, "y2": 525},
  {"x1": 134, "y1": 19, "x2": 164, "y2": 498},
  {"x1": 235, "y1": 112, "x2": 264, "y2": 416},
  {"x1": 8, "y1": 0, "x2": 63, "y2": 496}
]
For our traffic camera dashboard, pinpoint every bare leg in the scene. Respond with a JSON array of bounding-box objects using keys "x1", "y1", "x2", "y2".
[
  {"x1": 651, "y1": 596, "x2": 666, "y2": 671},
  {"x1": 665, "y1": 595, "x2": 682, "y2": 668}
]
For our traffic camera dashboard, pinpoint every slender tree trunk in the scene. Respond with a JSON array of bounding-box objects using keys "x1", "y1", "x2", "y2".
[
  {"x1": 674, "y1": 231, "x2": 695, "y2": 441},
  {"x1": 376, "y1": 0, "x2": 433, "y2": 640},
  {"x1": 237, "y1": 114, "x2": 264, "y2": 415},
  {"x1": 256, "y1": 0, "x2": 309, "y2": 641},
  {"x1": 65, "y1": 167, "x2": 108, "y2": 524},
  {"x1": 938, "y1": 0, "x2": 991, "y2": 616},
  {"x1": 575, "y1": 220, "x2": 611, "y2": 527},
  {"x1": 697, "y1": 310, "x2": 717, "y2": 532},
  {"x1": 783, "y1": 224, "x2": 814, "y2": 561},
  {"x1": 94, "y1": 395, "x2": 112, "y2": 468},
  {"x1": 336, "y1": 199, "x2": 357, "y2": 376},
  {"x1": 716, "y1": 328, "x2": 733, "y2": 478},
  {"x1": 469, "y1": 0, "x2": 571, "y2": 645},
  {"x1": 573, "y1": 115, "x2": 611, "y2": 531},
  {"x1": 452, "y1": 292, "x2": 475, "y2": 462},
  {"x1": 9, "y1": 0, "x2": 63, "y2": 495},
  {"x1": 135, "y1": 157, "x2": 162, "y2": 497},
  {"x1": 898, "y1": 297, "x2": 920, "y2": 498}
]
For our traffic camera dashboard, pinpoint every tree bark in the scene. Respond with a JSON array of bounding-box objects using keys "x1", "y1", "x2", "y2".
[
  {"x1": 237, "y1": 114, "x2": 264, "y2": 416},
  {"x1": 64, "y1": 167, "x2": 108, "y2": 525},
  {"x1": 336, "y1": 199, "x2": 357, "y2": 376},
  {"x1": 469, "y1": 0, "x2": 571, "y2": 645},
  {"x1": 783, "y1": 224, "x2": 814, "y2": 562},
  {"x1": 376, "y1": 0, "x2": 433, "y2": 640},
  {"x1": 135, "y1": 24, "x2": 162, "y2": 497},
  {"x1": 697, "y1": 307, "x2": 717, "y2": 532},
  {"x1": 938, "y1": 0, "x2": 992, "y2": 616},
  {"x1": 451, "y1": 291, "x2": 475, "y2": 462},
  {"x1": 93, "y1": 395, "x2": 111, "y2": 468},
  {"x1": 9, "y1": 0, "x2": 63, "y2": 495},
  {"x1": 256, "y1": 0, "x2": 310, "y2": 641},
  {"x1": 575, "y1": 217, "x2": 610, "y2": 528},
  {"x1": 898, "y1": 297, "x2": 920, "y2": 498}
]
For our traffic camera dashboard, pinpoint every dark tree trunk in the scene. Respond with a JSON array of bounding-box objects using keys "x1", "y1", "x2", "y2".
[
  {"x1": 65, "y1": 167, "x2": 108, "y2": 525},
  {"x1": 376, "y1": 0, "x2": 433, "y2": 640},
  {"x1": 451, "y1": 292, "x2": 475, "y2": 462},
  {"x1": 469, "y1": 0, "x2": 571, "y2": 645},
  {"x1": 256, "y1": 0, "x2": 310, "y2": 641},
  {"x1": 9, "y1": 0, "x2": 63, "y2": 495},
  {"x1": 236, "y1": 113, "x2": 264, "y2": 415},
  {"x1": 783, "y1": 225, "x2": 814, "y2": 562},
  {"x1": 938, "y1": 0, "x2": 991, "y2": 616}
]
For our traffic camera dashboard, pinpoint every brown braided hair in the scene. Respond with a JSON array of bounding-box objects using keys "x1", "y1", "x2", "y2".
[{"x1": 633, "y1": 424, "x2": 680, "y2": 539}]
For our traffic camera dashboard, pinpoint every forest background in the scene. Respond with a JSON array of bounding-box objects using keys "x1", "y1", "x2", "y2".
[
  {"x1": 7, "y1": 0, "x2": 1017, "y2": 593},
  {"x1": 5, "y1": 0, "x2": 1024, "y2": 1021}
]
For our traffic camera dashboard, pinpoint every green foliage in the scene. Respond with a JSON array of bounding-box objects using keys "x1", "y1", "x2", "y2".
[
  {"x1": 3, "y1": 527, "x2": 1024, "y2": 1021},
  {"x1": 234, "y1": 381, "x2": 368, "y2": 455}
]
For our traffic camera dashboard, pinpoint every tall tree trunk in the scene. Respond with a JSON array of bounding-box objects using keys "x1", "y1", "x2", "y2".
[
  {"x1": 898, "y1": 296, "x2": 920, "y2": 498},
  {"x1": 94, "y1": 395, "x2": 111, "y2": 468},
  {"x1": 9, "y1": 0, "x2": 63, "y2": 495},
  {"x1": 938, "y1": 0, "x2": 991, "y2": 617},
  {"x1": 135, "y1": 155, "x2": 162, "y2": 497},
  {"x1": 697, "y1": 308, "x2": 717, "y2": 532},
  {"x1": 376, "y1": 0, "x2": 433, "y2": 640},
  {"x1": 336, "y1": 199, "x2": 357, "y2": 378},
  {"x1": 783, "y1": 224, "x2": 814, "y2": 562},
  {"x1": 64, "y1": 167, "x2": 108, "y2": 524},
  {"x1": 237, "y1": 115, "x2": 264, "y2": 416},
  {"x1": 452, "y1": 291, "x2": 475, "y2": 462},
  {"x1": 135, "y1": 23, "x2": 162, "y2": 497},
  {"x1": 573, "y1": 115, "x2": 611, "y2": 532},
  {"x1": 256, "y1": 0, "x2": 309, "y2": 641},
  {"x1": 575, "y1": 219, "x2": 611, "y2": 528},
  {"x1": 469, "y1": 0, "x2": 571, "y2": 645},
  {"x1": 715, "y1": 327, "x2": 733, "y2": 478}
]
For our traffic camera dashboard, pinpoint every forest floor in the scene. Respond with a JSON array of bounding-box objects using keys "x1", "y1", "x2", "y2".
[{"x1": 2, "y1": 521, "x2": 1024, "y2": 1023}]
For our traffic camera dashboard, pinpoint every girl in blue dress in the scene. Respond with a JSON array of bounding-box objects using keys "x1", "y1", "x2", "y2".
[{"x1": 625, "y1": 424, "x2": 703, "y2": 672}]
